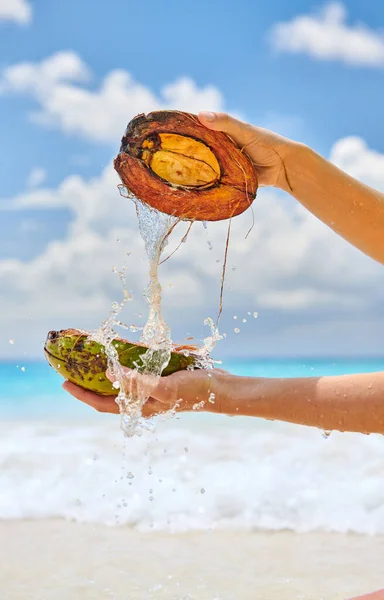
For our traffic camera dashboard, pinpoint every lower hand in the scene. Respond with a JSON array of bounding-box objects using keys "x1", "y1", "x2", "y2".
[{"x1": 62, "y1": 367, "x2": 230, "y2": 418}]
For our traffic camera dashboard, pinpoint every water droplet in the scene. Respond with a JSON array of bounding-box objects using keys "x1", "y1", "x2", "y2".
[
  {"x1": 253, "y1": 312, "x2": 258, "y2": 318},
  {"x1": 193, "y1": 401, "x2": 205, "y2": 410},
  {"x1": 9, "y1": 339, "x2": 14, "y2": 345},
  {"x1": 127, "y1": 472, "x2": 134, "y2": 479},
  {"x1": 200, "y1": 488, "x2": 206, "y2": 494},
  {"x1": 208, "y1": 392, "x2": 215, "y2": 404},
  {"x1": 168, "y1": 283, "x2": 174, "y2": 288},
  {"x1": 242, "y1": 318, "x2": 247, "y2": 323},
  {"x1": 21, "y1": 366, "x2": 26, "y2": 372},
  {"x1": 233, "y1": 315, "x2": 238, "y2": 320},
  {"x1": 231, "y1": 265, "x2": 236, "y2": 271},
  {"x1": 112, "y1": 381, "x2": 120, "y2": 389},
  {"x1": 322, "y1": 430, "x2": 332, "y2": 439},
  {"x1": 184, "y1": 447, "x2": 189, "y2": 452},
  {"x1": 247, "y1": 311, "x2": 251, "y2": 315},
  {"x1": 118, "y1": 184, "x2": 135, "y2": 199},
  {"x1": 148, "y1": 466, "x2": 153, "y2": 475},
  {"x1": 234, "y1": 328, "x2": 240, "y2": 333},
  {"x1": 93, "y1": 454, "x2": 99, "y2": 461}
]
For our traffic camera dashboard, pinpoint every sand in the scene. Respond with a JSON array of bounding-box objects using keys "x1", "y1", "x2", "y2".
[{"x1": 1, "y1": 520, "x2": 383, "y2": 600}]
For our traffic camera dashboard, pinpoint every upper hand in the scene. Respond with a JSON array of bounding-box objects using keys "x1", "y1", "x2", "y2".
[{"x1": 198, "y1": 111, "x2": 296, "y2": 189}]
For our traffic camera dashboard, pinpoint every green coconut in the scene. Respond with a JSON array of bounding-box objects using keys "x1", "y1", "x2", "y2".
[{"x1": 44, "y1": 328, "x2": 199, "y2": 396}]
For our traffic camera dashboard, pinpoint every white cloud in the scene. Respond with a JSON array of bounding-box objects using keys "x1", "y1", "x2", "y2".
[
  {"x1": 330, "y1": 136, "x2": 384, "y2": 190},
  {"x1": 0, "y1": 59, "x2": 383, "y2": 357},
  {"x1": 0, "y1": 0, "x2": 31, "y2": 25},
  {"x1": 270, "y1": 2, "x2": 384, "y2": 67},
  {"x1": 1, "y1": 131, "x2": 383, "y2": 352},
  {"x1": 0, "y1": 52, "x2": 224, "y2": 143},
  {"x1": 0, "y1": 51, "x2": 90, "y2": 95},
  {"x1": 26, "y1": 167, "x2": 47, "y2": 189}
]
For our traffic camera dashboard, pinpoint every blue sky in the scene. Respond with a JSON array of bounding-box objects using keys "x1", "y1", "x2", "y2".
[
  {"x1": 1, "y1": 0, "x2": 384, "y2": 359},
  {"x1": 1, "y1": 0, "x2": 384, "y2": 195}
]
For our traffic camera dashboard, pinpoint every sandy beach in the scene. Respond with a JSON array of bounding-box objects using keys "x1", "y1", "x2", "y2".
[{"x1": 1, "y1": 520, "x2": 383, "y2": 600}]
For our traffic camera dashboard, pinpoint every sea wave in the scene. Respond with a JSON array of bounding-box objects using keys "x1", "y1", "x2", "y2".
[{"x1": 1, "y1": 418, "x2": 383, "y2": 533}]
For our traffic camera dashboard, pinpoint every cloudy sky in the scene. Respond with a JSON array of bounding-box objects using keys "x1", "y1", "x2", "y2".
[{"x1": 1, "y1": 0, "x2": 384, "y2": 360}]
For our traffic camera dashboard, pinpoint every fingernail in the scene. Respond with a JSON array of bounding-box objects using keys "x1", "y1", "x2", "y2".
[{"x1": 199, "y1": 111, "x2": 216, "y2": 122}]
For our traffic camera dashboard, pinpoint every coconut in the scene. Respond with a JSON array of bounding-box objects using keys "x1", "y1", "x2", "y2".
[
  {"x1": 44, "y1": 329, "x2": 199, "y2": 396},
  {"x1": 114, "y1": 110, "x2": 258, "y2": 221}
]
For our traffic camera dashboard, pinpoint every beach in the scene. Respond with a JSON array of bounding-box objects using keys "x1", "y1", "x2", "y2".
[
  {"x1": 1, "y1": 359, "x2": 384, "y2": 599},
  {"x1": 2, "y1": 520, "x2": 384, "y2": 600}
]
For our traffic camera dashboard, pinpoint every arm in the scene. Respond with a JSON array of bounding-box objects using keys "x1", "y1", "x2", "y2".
[
  {"x1": 281, "y1": 143, "x2": 384, "y2": 265},
  {"x1": 212, "y1": 371, "x2": 384, "y2": 435},
  {"x1": 348, "y1": 591, "x2": 384, "y2": 600},
  {"x1": 63, "y1": 368, "x2": 384, "y2": 435},
  {"x1": 198, "y1": 112, "x2": 384, "y2": 265}
]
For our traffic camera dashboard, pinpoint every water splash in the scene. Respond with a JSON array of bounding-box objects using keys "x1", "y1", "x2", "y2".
[{"x1": 90, "y1": 199, "x2": 222, "y2": 437}]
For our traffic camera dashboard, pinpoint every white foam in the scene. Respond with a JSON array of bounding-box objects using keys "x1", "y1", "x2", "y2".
[{"x1": 1, "y1": 417, "x2": 383, "y2": 533}]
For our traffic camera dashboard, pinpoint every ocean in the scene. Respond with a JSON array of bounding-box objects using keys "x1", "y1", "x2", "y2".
[{"x1": 1, "y1": 357, "x2": 383, "y2": 534}]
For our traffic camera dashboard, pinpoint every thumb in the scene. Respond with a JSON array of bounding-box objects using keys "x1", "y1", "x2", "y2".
[{"x1": 198, "y1": 111, "x2": 255, "y2": 147}]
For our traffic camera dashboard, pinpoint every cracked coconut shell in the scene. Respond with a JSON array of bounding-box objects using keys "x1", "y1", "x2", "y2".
[
  {"x1": 114, "y1": 110, "x2": 258, "y2": 221},
  {"x1": 44, "y1": 329, "x2": 199, "y2": 396}
]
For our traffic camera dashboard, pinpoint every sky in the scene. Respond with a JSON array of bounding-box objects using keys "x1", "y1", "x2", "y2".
[{"x1": 0, "y1": 0, "x2": 384, "y2": 360}]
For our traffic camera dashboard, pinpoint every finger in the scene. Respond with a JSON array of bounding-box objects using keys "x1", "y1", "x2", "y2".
[
  {"x1": 62, "y1": 381, "x2": 119, "y2": 414},
  {"x1": 198, "y1": 112, "x2": 255, "y2": 147}
]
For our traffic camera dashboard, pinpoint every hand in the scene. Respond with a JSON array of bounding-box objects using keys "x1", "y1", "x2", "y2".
[
  {"x1": 62, "y1": 367, "x2": 231, "y2": 418},
  {"x1": 198, "y1": 111, "x2": 297, "y2": 189}
]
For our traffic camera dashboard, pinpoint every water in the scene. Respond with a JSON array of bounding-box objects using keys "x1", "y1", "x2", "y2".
[
  {"x1": 87, "y1": 200, "x2": 181, "y2": 437},
  {"x1": 1, "y1": 357, "x2": 383, "y2": 533},
  {"x1": 89, "y1": 199, "x2": 220, "y2": 437}
]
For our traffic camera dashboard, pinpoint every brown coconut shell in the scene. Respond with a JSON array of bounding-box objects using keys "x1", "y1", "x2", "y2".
[{"x1": 114, "y1": 110, "x2": 258, "y2": 222}]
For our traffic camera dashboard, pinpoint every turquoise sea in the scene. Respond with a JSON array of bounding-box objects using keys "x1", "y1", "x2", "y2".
[
  {"x1": 1, "y1": 356, "x2": 383, "y2": 533},
  {"x1": 1, "y1": 356, "x2": 383, "y2": 419}
]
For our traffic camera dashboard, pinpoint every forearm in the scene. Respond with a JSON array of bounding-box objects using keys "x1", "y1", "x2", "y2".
[
  {"x1": 213, "y1": 372, "x2": 384, "y2": 434},
  {"x1": 280, "y1": 143, "x2": 384, "y2": 265}
]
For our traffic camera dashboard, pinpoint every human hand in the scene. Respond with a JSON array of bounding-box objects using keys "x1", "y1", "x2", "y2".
[
  {"x1": 198, "y1": 111, "x2": 298, "y2": 190},
  {"x1": 62, "y1": 367, "x2": 231, "y2": 418}
]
